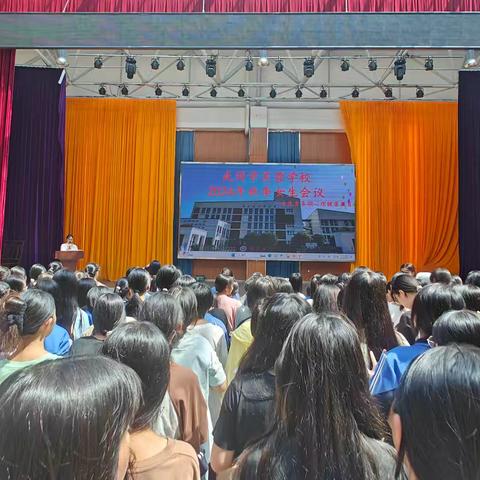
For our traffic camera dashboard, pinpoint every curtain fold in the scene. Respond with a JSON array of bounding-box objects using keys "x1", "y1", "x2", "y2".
[
  {"x1": 266, "y1": 131, "x2": 300, "y2": 276},
  {"x1": 64, "y1": 98, "x2": 176, "y2": 281},
  {"x1": 0, "y1": 50, "x2": 16, "y2": 260},
  {"x1": 205, "y1": 0, "x2": 346, "y2": 11},
  {"x1": 340, "y1": 101, "x2": 459, "y2": 278},
  {"x1": 3, "y1": 67, "x2": 65, "y2": 268},
  {"x1": 175, "y1": 131, "x2": 194, "y2": 275},
  {"x1": 458, "y1": 71, "x2": 480, "y2": 277},
  {"x1": 348, "y1": 0, "x2": 480, "y2": 11}
]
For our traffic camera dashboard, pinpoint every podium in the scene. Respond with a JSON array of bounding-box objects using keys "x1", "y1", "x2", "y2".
[{"x1": 55, "y1": 251, "x2": 84, "y2": 272}]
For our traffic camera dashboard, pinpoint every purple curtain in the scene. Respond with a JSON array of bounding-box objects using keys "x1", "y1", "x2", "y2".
[
  {"x1": 458, "y1": 71, "x2": 480, "y2": 277},
  {"x1": 3, "y1": 67, "x2": 66, "y2": 268}
]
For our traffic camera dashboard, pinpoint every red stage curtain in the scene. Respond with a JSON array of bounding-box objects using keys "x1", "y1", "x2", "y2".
[
  {"x1": 348, "y1": 0, "x2": 480, "y2": 11},
  {"x1": 205, "y1": 0, "x2": 346, "y2": 11},
  {"x1": 0, "y1": 0, "x2": 203, "y2": 12},
  {"x1": 0, "y1": 50, "x2": 16, "y2": 258}
]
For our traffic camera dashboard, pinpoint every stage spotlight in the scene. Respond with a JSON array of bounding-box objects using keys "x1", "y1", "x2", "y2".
[
  {"x1": 98, "y1": 85, "x2": 106, "y2": 95},
  {"x1": 258, "y1": 49, "x2": 269, "y2": 67},
  {"x1": 269, "y1": 86, "x2": 277, "y2": 98},
  {"x1": 416, "y1": 87, "x2": 424, "y2": 98},
  {"x1": 341, "y1": 58, "x2": 350, "y2": 72},
  {"x1": 320, "y1": 87, "x2": 327, "y2": 98},
  {"x1": 238, "y1": 86, "x2": 245, "y2": 97},
  {"x1": 56, "y1": 49, "x2": 68, "y2": 67},
  {"x1": 210, "y1": 87, "x2": 217, "y2": 98},
  {"x1": 394, "y1": 57, "x2": 406, "y2": 81},
  {"x1": 385, "y1": 87, "x2": 393, "y2": 98},
  {"x1": 125, "y1": 56, "x2": 136, "y2": 79},
  {"x1": 245, "y1": 57, "x2": 254, "y2": 71},
  {"x1": 206, "y1": 57, "x2": 217, "y2": 78},
  {"x1": 177, "y1": 58, "x2": 185, "y2": 71},
  {"x1": 304, "y1": 57, "x2": 315, "y2": 77},
  {"x1": 295, "y1": 87, "x2": 303, "y2": 98},
  {"x1": 151, "y1": 57, "x2": 160, "y2": 70},
  {"x1": 182, "y1": 86, "x2": 189, "y2": 97},
  {"x1": 155, "y1": 85, "x2": 162, "y2": 96},
  {"x1": 352, "y1": 87, "x2": 359, "y2": 98},
  {"x1": 121, "y1": 85, "x2": 128, "y2": 96},
  {"x1": 275, "y1": 59, "x2": 283, "y2": 72},
  {"x1": 464, "y1": 49, "x2": 478, "y2": 68},
  {"x1": 368, "y1": 58, "x2": 377, "y2": 71},
  {"x1": 424, "y1": 57, "x2": 434, "y2": 71},
  {"x1": 94, "y1": 56, "x2": 103, "y2": 69}
]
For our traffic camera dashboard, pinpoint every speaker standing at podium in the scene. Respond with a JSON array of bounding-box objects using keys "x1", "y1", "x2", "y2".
[{"x1": 60, "y1": 233, "x2": 79, "y2": 252}]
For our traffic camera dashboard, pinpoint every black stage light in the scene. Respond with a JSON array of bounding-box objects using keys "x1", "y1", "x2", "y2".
[
  {"x1": 352, "y1": 87, "x2": 359, "y2": 98},
  {"x1": 94, "y1": 56, "x2": 103, "y2": 69},
  {"x1": 210, "y1": 87, "x2": 217, "y2": 97},
  {"x1": 303, "y1": 57, "x2": 315, "y2": 77},
  {"x1": 151, "y1": 57, "x2": 160, "y2": 70},
  {"x1": 368, "y1": 58, "x2": 377, "y2": 71},
  {"x1": 416, "y1": 87, "x2": 424, "y2": 98},
  {"x1": 295, "y1": 87, "x2": 303, "y2": 98},
  {"x1": 98, "y1": 85, "x2": 106, "y2": 95},
  {"x1": 121, "y1": 85, "x2": 128, "y2": 96},
  {"x1": 275, "y1": 59, "x2": 283, "y2": 72},
  {"x1": 341, "y1": 58, "x2": 350, "y2": 72},
  {"x1": 320, "y1": 87, "x2": 327, "y2": 98},
  {"x1": 125, "y1": 56, "x2": 136, "y2": 79},
  {"x1": 177, "y1": 58, "x2": 185, "y2": 71},
  {"x1": 155, "y1": 85, "x2": 162, "y2": 96},
  {"x1": 182, "y1": 86, "x2": 189, "y2": 97},
  {"x1": 385, "y1": 87, "x2": 393, "y2": 98},
  {"x1": 269, "y1": 86, "x2": 277, "y2": 98},
  {"x1": 245, "y1": 58, "x2": 254, "y2": 71},
  {"x1": 206, "y1": 57, "x2": 217, "y2": 78},
  {"x1": 394, "y1": 57, "x2": 406, "y2": 81},
  {"x1": 238, "y1": 87, "x2": 245, "y2": 97}
]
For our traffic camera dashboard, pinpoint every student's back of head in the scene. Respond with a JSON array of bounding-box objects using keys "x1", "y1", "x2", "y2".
[
  {"x1": 246, "y1": 276, "x2": 275, "y2": 312},
  {"x1": 457, "y1": 284, "x2": 480, "y2": 311},
  {"x1": 0, "y1": 356, "x2": 141, "y2": 480},
  {"x1": 393, "y1": 345, "x2": 480, "y2": 480},
  {"x1": 432, "y1": 310, "x2": 480, "y2": 348},
  {"x1": 140, "y1": 292, "x2": 184, "y2": 347},
  {"x1": 156, "y1": 264, "x2": 181, "y2": 291},
  {"x1": 5, "y1": 273, "x2": 26, "y2": 293},
  {"x1": 102, "y1": 322, "x2": 170, "y2": 431},
  {"x1": 170, "y1": 286, "x2": 198, "y2": 329},
  {"x1": 313, "y1": 283, "x2": 341, "y2": 314},
  {"x1": 191, "y1": 282, "x2": 214, "y2": 318},
  {"x1": 29, "y1": 263, "x2": 46, "y2": 286},
  {"x1": 289, "y1": 272, "x2": 303, "y2": 294},
  {"x1": 93, "y1": 293, "x2": 125, "y2": 335},
  {"x1": 78, "y1": 277, "x2": 96, "y2": 309},
  {"x1": 430, "y1": 268, "x2": 452, "y2": 285},
  {"x1": 466, "y1": 270, "x2": 480, "y2": 288}
]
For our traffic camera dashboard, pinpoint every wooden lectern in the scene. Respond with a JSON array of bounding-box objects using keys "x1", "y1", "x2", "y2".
[{"x1": 55, "y1": 251, "x2": 84, "y2": 272}]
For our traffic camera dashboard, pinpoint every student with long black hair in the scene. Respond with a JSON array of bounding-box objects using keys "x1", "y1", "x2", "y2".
[
  {"x1": 0, "y1": 356, "x2": 141, "y2": 480},
  {"x1": 103, "y1": 322, "x2": 200, "y2": 480},
  {"x1": 431, "y1": 310, "x2": 480, "y2": 348},
  {"x1": 343, "y1": 269, "x2": 403, "y2": 366},
  {"x1": 370, "y1": 283, "x2": 465, "y2": 414},
  {"x1": 237, "y1": 312, "x2": 400, "y2": 480},
  {"x1": 140, "y1": 293, "x2": 209, "y2": 454},
  {"x1": 53, "y1": 269, "x2": 89, "y2": 339},
  {"x1": 313, "y1": 283, "x2": 341, "y2": 313},
  {"x1": 0, "y1": 290, "x2": 59, "y2": 383},
  {"x1": 212, "y1": 293, "x2": 311, "y2": 474},
  {"x1": 156, "y1": 264, "x2": 182, "y2": 291},
  {"x1": 391, "y1": 345, "x2": 480, "y2": 480}
]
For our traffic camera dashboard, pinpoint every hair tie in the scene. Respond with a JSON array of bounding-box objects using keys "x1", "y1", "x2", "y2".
[{"x1": 6, "y1": 313, "x2": 24, "y2": 332}]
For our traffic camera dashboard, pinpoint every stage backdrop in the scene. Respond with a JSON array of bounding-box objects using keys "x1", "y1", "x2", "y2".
[
  {"x1": 64, "y1": 98, "x2": 176, "y2": 281},
  {"x1": 178, "y1": 162, "x2": 355, "y2": 262}
]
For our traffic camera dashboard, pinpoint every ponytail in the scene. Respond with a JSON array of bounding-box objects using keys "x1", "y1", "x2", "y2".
[{"x1": 0, "y1": 293, "x2": 26, "y2": 354}]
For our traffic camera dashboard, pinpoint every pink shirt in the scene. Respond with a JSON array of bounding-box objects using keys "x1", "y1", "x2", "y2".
[{"x1": 215, "y1": 294, "x2": 241, "y2": 331}]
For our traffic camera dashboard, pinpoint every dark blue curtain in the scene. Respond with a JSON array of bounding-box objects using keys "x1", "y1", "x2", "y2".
[
  {"x1": 3, "y1": 67, "x2": 65, "y2": 269},
  {"x1": 268, "y1": 131, "x2": 300, "y2": 163},
  {"x1": 174, "y1": 131, "x2": 194, "y2": 275},
  {"x1": 266, "y1": 131, "x2": 300, "y2": 276},
  {"x1": 459, "y1": 71, "x2": 480, "y2": 277}
]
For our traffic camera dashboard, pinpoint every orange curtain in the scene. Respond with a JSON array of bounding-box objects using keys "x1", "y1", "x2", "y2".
[
  {"x1": 340, "y1": 101, "x2": 459, "y2": 278},
  {"x1": 65, "y1": 98, "x2": 176, "y2": 281}
]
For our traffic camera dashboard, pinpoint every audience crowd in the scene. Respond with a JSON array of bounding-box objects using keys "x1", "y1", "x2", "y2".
[{"x1": 1, "y1": 259, "x2": 480, "y2": 479}]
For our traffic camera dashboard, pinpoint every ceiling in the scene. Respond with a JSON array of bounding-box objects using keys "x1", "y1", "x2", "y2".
[{"x1": 15, "y1": 48, "x2": 466, "y2": 104}]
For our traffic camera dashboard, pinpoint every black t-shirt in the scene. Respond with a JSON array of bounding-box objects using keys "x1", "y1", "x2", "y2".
[
  {"x1": 69, "y1": 336, "x2": 104, "y2": 356},
  {"x1": 213, "y1": 370, "x2": 275, "y2": 458}
]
